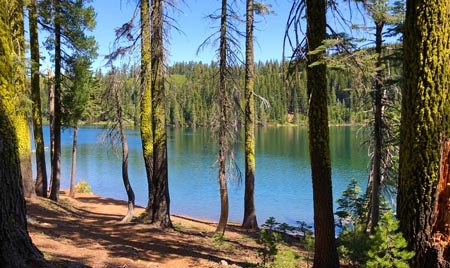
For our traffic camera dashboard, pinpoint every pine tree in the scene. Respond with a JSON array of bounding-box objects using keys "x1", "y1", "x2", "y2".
[
  {"x1": 40, "y1": 0, "x2": 97, "y2": 201},
  {"x1": 62, "y1": 56, "x2": 95, "y2": 198}
]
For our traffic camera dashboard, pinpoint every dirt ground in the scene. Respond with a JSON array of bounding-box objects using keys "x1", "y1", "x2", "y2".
[{"x1": 26, "y1": 191, "x2": 263, "y2": 268}]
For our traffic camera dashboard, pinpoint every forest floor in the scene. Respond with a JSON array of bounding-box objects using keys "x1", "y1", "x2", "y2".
[{"x1": 26, "y1": 191, "x2": 309, "y2": 268}]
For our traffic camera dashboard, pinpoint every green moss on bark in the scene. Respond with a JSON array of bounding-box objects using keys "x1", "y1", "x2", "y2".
[{"x1": 398, "y1": 0, "x2": 450, "y2": 266}]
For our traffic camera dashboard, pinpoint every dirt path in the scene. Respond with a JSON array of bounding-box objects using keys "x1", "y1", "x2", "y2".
[{"x1": 27, "y1": 191, "x2": 260, "y2": 268}]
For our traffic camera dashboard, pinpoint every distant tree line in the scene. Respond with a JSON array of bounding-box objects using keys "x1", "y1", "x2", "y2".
[{"x1": 35, "y1": 52, "x2": 402, "y2": 129}]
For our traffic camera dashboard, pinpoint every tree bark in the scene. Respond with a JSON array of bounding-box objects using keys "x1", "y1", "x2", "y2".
[
  {"x1": 0, "y1": 1, "x2": 44, "y2": 264},
  {"x1": 12, "y1": 0, "x2": 36, "y2": 200},
  {"x1": 215, "y1": 0, "x2": 229, "y2": 237},
  {"x1": 150, "y1": 0, "x2": 172, "y2": 228},
  {"x1": 397, "y1": 0, "x2": 450, "y2": 267},
  {"x1": 50, "y1": 0, "x2": 62, "y2": 202},
  {"x1": 29, "y1": 0, "x2": 48, "y2": 198},
  {"x1": 69, "y1": 126, "x2": 78, "y2": 198},
  {"x1": 140, "y1": 0, "x2": 154, "y2": 222},
  {"x1": 428, "y1": 138, "x2": 450, "y2": 267},
  {"x1": 0, "y1": 106, "x2": 45, "y2": 268},
  {"x1": 242, "y1": 0, "x2": 258, "y2": 230},
  {"x1": 306, "y1": 0, "x2": 339, "y2": 267}
]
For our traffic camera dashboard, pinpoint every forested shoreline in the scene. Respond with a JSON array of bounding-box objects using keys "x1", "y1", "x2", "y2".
[{"x1": 36, "y1": 51, "x2": 402, "y2": 128}]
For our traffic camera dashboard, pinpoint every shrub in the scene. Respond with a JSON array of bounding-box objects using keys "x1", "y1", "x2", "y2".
[
  {"x1": 366, "y1": 212, "x2": 414, "y2": 268},
  {"x1": 338, "y1": 225, "x2": 371, "y2": 267},
  {"x1": 258, "y1": 217, "x2": 281, "y2": 266},
  {"x1": 270, "y1": 247, "x2": 301, "y2": 268},
  {"x1": 257, "y1": 217, "x2": 308, "y2": 268},
  {"x1": 75, "y1": 180, "x2": 92, "y2": 193}
]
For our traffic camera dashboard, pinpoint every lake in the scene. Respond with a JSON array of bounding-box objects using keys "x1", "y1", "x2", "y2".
[{"x1": 33, "y1": 125, "x2": 369, "y2": 226}]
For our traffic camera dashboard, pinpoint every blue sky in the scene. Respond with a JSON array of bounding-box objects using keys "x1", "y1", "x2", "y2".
[
  {"x1": 36, "y1": 0, "x2": 376, "y2": 70},
  {"x1": 90, "y1": 0, "x2": 293, "y2": 69}
]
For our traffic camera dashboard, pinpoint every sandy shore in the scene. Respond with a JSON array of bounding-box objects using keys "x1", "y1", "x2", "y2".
[{"x1": 26, "y1": 190, "x2": 263, "y2": 268}]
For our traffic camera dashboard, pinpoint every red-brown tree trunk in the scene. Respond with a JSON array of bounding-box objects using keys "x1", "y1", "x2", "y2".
[{"x1": 306, "y1": 0, "x2": 339, "y2": 267}]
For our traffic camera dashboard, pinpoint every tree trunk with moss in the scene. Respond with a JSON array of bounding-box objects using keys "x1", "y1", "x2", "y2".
[
  {"x1": 242, "y1": 0, "x2": 258, "y2": 230},
  {"x1": 12, "y1": 0, "x2": 35, "y2": 200},
  {"x1": 28, "y1": 0, "x2": 48, "y2": 198},
  {"x1": 0, "y1": 2, "x2": 44, "y2": 265},
  {"x1": 306, "y1": 0, "x2": 339, "y2": 267},
  {"x1": 397, "y1": 0, "x2": 450, "y2": 266},
  {"x1": 140, "y1": 0, "x2": 154, "y2": 221},
  {"x1": 150, "y1": 0, "x2": 171, "y2": 228}
]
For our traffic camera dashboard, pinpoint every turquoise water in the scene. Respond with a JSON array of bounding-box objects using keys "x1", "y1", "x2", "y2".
[{"x1": 33, "y1": 125, "x2": 369, "y2": 225}]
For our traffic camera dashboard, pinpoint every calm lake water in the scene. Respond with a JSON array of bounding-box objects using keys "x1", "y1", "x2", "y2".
[{"x1": 33, "y1": 125, "x2": 369, "y2": 225}]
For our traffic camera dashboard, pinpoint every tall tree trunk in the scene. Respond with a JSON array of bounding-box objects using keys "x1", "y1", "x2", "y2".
[
  {"x1": 397, "y1": 0, "x2": 450, "y2": 267},
  {"x1": 140, "y1": 0, "x2": 154, "y2": 221},
  {"x1": 69, "y1": 126, "x2": 78, "y2": 198},
  {"x1": 50, "y1": 0, "x2": 62, "y2": 202},
  {"x1": 369, "y1": 20, "x2": 385, "y2": 233},
  {"x1": 242, "y1": 0, "x2": 258, "y2": 230},
  {"x1": 29, "y1": 0, "x2": 48, "y2": 198},
  {"x1": 216, "y1": 0, "x2": 229, "y2": 236},
  {"x1": 150, "y1": 0, "x2": 172, "y2": 228},
  {"x1": 12, "y1": 0, "x2": 35, "y2": 200},
  {"x1": 0, "y1": 1, "x2": 44, "y2": 265},
  {"x1": 305, "y1": 0, "x2": 339, "y2": 267}
]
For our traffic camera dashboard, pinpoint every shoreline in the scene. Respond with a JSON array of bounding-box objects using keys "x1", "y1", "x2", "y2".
[{"x1": 26, "y1": 190, "x2": 268, "y2": 268}]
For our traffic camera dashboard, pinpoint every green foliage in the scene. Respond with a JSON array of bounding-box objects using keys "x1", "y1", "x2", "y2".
[
  {"x1": 336, "y1": 178, "x2": 367, "y2": 229},
  {"x1": 338, "y1": 225, "x2": 371, "y2": 267},
  {"x1": 75, "y1": 180, "x2": 91, "y2": 193},
  {"x1": 211, "y1": 233, "x2": 235, "y2": 251},
  {"x1": 40, "y1": 0, "x2": 98, "y2": 60},
  {"x1": 270, "y1": 247, "x2": 301, "y2": 268},
  {"x1": 257, "y1": 217, "x2": 310, "y2": 268},
  {"x1": 258, "y1": 217, "x2": 282, "y2": 266},
  {"x1": 336, "y1": 181, "x2": 414, "y2": 268},
  {"x1": 366, "y1": 212, "x2": 414, "y2": 268},
  {"x1": 336, "y1": 179, "x2": 370, "y2": 267},
  {"x1": 62, "y1": 55, "x2": 96, "y2": 128},
  {"x1": 36, "y1": 53, "x2": 404, "y2": 127}
]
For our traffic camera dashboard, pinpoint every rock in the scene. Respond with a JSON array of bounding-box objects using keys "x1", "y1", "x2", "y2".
[{"x1": 220, "y1": 260, "x2": 228, "y2": 266}]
